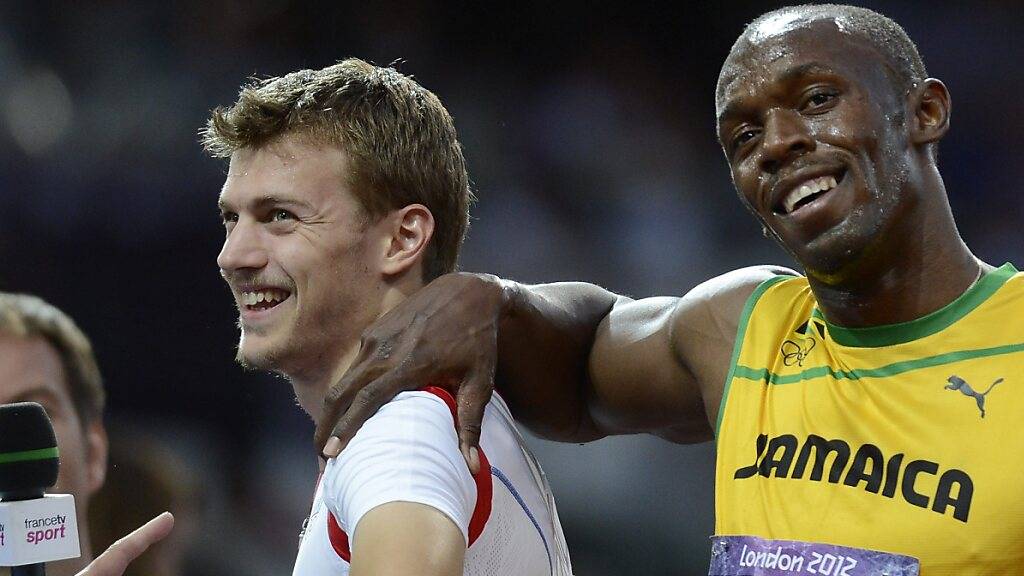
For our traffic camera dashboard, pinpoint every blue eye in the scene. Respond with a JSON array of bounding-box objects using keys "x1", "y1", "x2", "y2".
[{"x1": 271, "y1": 209, "x2": 295, "y2": 222}]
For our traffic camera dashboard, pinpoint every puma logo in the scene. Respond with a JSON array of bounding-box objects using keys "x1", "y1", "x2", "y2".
[{"x1": 945, "y1": 375, "x2": 1003, "y2": 418}]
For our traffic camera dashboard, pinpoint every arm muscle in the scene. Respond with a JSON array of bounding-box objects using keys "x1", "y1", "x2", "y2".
[
  {"x1": 349, "y1": 502, "x2": 465, "y2": 576},
  {"x1": 497, "y1": 266, "x2": 796, "y2": 443}
]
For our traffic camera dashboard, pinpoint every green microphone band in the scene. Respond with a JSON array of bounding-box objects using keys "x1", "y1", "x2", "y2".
[{"x1": 0, "y1": 446, "x2": 59, "y2": 464}]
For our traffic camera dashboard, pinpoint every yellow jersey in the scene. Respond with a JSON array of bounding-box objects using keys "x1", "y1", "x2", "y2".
[{"x1": 714, "y1": 263, "x2": 1023, "y2": 575}]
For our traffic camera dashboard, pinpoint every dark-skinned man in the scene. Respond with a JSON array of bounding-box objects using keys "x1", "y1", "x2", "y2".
[{"x1": 315, "y1": 5, "x2": 1022, "y2": 574}]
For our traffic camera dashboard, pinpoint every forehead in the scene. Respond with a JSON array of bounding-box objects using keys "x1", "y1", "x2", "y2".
[
  {"x1": 218, "y1": 137, "x2": 353, "y2": 208},
  {"x1": 0, "y1": 334, "x2": 69, "y2": 406},
  {"x1": 717, "y1": 17, "x2": 886, "y2": 118}
]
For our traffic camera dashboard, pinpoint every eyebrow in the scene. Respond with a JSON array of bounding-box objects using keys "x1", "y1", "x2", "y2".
[
  {"x1": 717, "y1": 61, "x2": 838, "y2": 124},
  {"x1": 9, "y1": 386, "x2": 62, "y2": 407},
  {"x1": 778, "y1": 62, "x2": 837, "y2": 84},
  {"x1": 218, "y1": 195, "x2": 314, "y2": 213}
]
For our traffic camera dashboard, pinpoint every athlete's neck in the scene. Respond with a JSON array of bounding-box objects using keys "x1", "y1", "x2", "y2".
[
  {"x1": 287, "y1": 277, "x2": 423, "y2": 423},
  {"x1": 807, "y1": 174, "x2": 990, "y2": 328}
]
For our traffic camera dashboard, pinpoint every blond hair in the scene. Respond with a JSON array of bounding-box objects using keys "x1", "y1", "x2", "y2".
[
  {"x1": 202, "y1": 58, "x2": 473, "y2": 280},
  {"x1": 0, "y1": 293, "x2": 104, "y2": 425}
]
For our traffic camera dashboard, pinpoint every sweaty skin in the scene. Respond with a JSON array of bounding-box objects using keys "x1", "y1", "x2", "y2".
[{"x1": 315, "y1": 8, "x2": 993, "y2": 468}]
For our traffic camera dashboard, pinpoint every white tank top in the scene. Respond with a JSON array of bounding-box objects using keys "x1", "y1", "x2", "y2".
[{"x1": 292, "y1": 388, "x2": 573, "y2": 576}]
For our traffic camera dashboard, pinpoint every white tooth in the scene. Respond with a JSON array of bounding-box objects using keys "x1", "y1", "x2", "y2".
[
  {"x1": 242, "y1": 292, "x2": 252, "y2": 306},
  {"x1": 785, "y1": 184, "x2": 811, "y2": 214},
  {"x1": 784, "y1": 175, "x2": 842, "y2": 215},
  {"x1": 784, "y1": 190, "x2": 799, "y2": 214},
  {"x1": 267, "y1": 291, "x2": 279, "y2": 303},
  {"x1": 258, "y1": 292, "x2": 266, "y2": 303}
]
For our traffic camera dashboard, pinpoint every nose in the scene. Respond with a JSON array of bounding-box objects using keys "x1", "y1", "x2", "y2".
[
  {"x1": 759, "y1": 108, "x2": 815, "y2": 174},
  {"x1": 217, "y1": 219, "x2": 268, "y2": 275}
]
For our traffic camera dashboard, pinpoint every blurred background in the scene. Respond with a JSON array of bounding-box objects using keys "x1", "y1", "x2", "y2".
[{"x1": 1, "y1": 1, "x2": 1020, "y2": 574}]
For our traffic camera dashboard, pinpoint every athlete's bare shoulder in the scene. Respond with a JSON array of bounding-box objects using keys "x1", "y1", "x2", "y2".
[
  {"x1": 670, "y1": 265, "x2": 799, "y2": 423},
  {"x1": 677, "y1": 264, "x2": 798, "y2": 326}
]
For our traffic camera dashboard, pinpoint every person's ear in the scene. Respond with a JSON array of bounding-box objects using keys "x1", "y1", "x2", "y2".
[
  {"x1": 909, "y1": 78, "x2": 951, "y2": 145},
  {"x1": 380, "y1": 204, "x2": 435, "y2": 277},
  {"x1": 84, "y1": 420, "x2": 108, "y2": 496}
]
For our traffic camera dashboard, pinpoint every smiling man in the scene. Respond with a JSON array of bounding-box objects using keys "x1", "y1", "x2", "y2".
[
  {"x1": 204, "y1": 59, "x2": 571, "y2": 576},
  {"x1": 315, "y1": 6, "x2": 1023, "y2": 575}
]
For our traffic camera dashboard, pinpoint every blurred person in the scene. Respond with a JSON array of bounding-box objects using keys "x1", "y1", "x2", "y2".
[
  {"x1": 0, "y1": 293, "x2": 108, "y2": 576},
  {"x1": 203, "y1": 58, "x2": 572, "y2": 576},
  {"x1": 88, "y1": 433, "x2": 201, "y2": 576},
  {"x1": 0, "y1": 294, "x2": 174, "y2": 576},
  {"x1": 316, "y1": 5, "x2": 1022, "y2": 575}
]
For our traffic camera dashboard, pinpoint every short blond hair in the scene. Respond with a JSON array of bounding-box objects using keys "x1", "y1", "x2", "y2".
[
  {"x1": 0, "y1": 293, "x2": 105, "y2": 425},
  {"x1": 201, "y1": 58, "x2": 473, "y2": 280}
]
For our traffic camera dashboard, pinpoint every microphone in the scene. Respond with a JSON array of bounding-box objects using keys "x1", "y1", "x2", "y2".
[{"x1": 0, "y1": 402, "x2": 81, "y2": 575}]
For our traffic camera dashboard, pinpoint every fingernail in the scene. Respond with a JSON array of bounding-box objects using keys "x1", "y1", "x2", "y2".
[
  {"x1": 468, "y1": 446, "x2": 480, "y2": 474},
  {"x1": 323, "y1": 437, "x2": 342, "y2": 458}
]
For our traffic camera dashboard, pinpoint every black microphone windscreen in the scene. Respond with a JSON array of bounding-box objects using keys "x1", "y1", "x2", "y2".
[{"x1": 0, "y1": 402, "x2": 60, "y2": 498}]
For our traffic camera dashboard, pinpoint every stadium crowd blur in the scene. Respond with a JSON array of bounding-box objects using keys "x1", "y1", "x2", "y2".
[{"x1": 1, "y1": 1, "x2": 1020, "y2": 574}]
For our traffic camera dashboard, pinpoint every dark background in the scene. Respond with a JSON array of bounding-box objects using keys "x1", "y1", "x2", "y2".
[{"x1": 1, "y1": 1, "x2": 1020, "y2": 574}]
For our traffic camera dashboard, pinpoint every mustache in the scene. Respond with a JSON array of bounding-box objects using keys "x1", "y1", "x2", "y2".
[
  {"x1": 220, "y1": 269, "x2": 293, "y2": 291},
  {"x1": 767, "y1": 152, "x2": 847, "y2": 187}
]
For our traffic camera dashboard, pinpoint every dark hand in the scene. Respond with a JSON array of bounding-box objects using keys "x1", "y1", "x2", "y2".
[{"x1": 315, "y1": 272, "x2": 510, "y2": 473}]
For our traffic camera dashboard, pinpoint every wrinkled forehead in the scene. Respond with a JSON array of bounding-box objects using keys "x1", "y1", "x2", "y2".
[{"x1": 716, "y1": 16, "x2": 869, "y2": 116}]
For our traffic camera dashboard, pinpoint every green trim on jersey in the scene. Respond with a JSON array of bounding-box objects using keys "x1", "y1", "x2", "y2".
[
  {"x1": 734, "y1": 341, "x2": 1024, "y2": 386},
  {"x1": 812, "y1": 263, "x2": 1019, "y2": 348},
  {"x1": 715, "y1": 274, "x2": 790, "y2": 440}
]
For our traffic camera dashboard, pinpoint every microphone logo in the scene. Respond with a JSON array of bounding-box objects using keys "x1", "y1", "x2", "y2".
[{"x1": 0, "y1": 402, "x2": 81, "y2": 568}]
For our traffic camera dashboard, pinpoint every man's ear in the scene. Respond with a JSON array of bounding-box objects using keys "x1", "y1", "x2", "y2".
[
  {"x1": 84, "y1": 419, "x2": 108, "y2": 496},
  {"x1": 380, "y1": 204, "x2": 435, "y2": 277},
  {"x1": 909, "y1": 78, "x2": 951, "y2": 145}
]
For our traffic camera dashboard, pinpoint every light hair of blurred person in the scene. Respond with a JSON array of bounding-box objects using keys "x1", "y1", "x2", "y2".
[{"x1": 0, "y1": 293, "x2": 108, "y2": 576}]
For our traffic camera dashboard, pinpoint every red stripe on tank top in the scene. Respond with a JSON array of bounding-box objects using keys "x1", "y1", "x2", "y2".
[{"x1": 325, "y1": 386, "x2": 493, "y2": 559}]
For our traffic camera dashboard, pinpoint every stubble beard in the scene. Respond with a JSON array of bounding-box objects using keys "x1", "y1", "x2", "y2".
[{"x1": 234, "y1": 323, "x2": 288, "y2": 372}]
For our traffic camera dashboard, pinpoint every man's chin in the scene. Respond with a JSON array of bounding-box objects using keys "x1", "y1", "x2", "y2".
[
  {"x1": 235, "y1": 342, "x2": 281, "y2": 371},
  {"x1": 799, "y1": 232, "x2": 888, "y2": 286}
]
